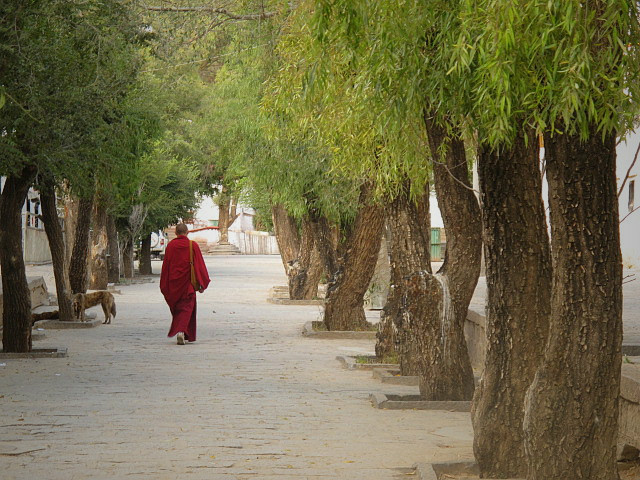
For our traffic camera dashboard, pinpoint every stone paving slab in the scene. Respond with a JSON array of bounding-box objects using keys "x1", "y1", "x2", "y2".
[{"x1": 1, "y1": 255, "x2": 474, "y2": 480}]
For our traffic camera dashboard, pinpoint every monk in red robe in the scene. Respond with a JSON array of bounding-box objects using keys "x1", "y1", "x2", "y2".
[{"x1": 160, "y1": 224, "x2": 210, "y2": 345}]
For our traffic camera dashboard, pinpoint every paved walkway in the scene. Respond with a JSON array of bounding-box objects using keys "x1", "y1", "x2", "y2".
[{"x1": 2, "y1": 256, "x2": 473, "y2": 480}]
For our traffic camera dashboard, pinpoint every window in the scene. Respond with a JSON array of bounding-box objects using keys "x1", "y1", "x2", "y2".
[{"x1": 630, "y1": 180, "x2": 635, "y2": 212}]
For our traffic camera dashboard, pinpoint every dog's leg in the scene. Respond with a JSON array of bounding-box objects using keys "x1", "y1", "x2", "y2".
[{"x1": 101, "y1": 302, "x2": 110, "y2": 324}]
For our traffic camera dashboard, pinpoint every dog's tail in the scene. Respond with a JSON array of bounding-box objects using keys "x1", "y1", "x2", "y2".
[{"x1": 111, "y1": 302, "x2": 117, "y2": 318}]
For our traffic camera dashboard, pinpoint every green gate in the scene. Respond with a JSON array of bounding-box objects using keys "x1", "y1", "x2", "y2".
[{"x1": 430, "y1": 228, "x2": 442, "y2": 261}]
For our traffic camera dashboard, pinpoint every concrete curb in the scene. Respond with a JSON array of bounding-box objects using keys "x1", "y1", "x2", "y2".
[
  {"x1": 0, "y1": 347, "x2": 68, "y2": 359},
  {"x1": 267, "y1": 298, "x2": 324, "y2": 306},
  {"x1": 413, "y1": 461, "x2": 490, "y2": 480},
  {"x1": 336, "y1": 355, "x2": 398, "y2": 371},
  {"x1": 34, "y1": 317, "x2": 101, "y2": 329},
  {"x1": 372, "y1": 368, "x2": 419, "y2": 386},
  {"x1": 369, "y1": 393, "x2": 471, "y2": 412},
  {"x1": 303, "y1": 321, "x2": 377, "y2": 339}
]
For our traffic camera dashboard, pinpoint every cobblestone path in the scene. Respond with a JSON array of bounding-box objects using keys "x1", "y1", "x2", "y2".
[{"x1": 1, "y1": 256, "x2": 473, "y2": 480}]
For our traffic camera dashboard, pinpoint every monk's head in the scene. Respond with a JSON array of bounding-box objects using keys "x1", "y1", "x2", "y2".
[{"x1": 175, "y1": 223, "x2": 189, "y2": 236}]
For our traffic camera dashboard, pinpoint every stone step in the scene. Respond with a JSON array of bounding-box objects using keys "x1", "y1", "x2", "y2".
[{"x1": 208, "y1": 243, "x2": 241, "y2": 255}]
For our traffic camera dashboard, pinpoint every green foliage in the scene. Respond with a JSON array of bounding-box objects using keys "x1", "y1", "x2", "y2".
[
  {"x1": 262, "y1": 0, "x2": 433, "y2": 200},
  {"x1": 0, "y1": 0, "x2": 142, "y2": 192},
  {"x1": 450, "y1": 0, "x2": 640, "y2": 145}
]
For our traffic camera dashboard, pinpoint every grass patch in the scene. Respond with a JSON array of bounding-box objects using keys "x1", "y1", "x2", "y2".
[{"x1": 355, "y1": 352, "x2": 399, "y2": 365}]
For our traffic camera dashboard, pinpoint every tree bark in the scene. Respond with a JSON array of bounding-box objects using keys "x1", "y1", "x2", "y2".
[
  {"x1": 106, "y1": 214, "x2": 120, "y2": 283},
  {"x1": 40, "y1": 185, "x2": 73, "y2": 322},
  {"x1": 122, "y1": 237, "x2": 134, "y2": 279},
  {"x1": 377, "y1": 186, "x2": 431, "y2": 375},
  {"x1": 89, "y1": 201, "x2": 108, "y2": 289},
  {"x1": 375, "y1": 225, "x2": 397, "y2": 360},
  {"x1": 271, "y1": 204, "x2": 300, "y2": 273},
  {"x1": 287, "y1": 215, "x2": 324, "y2": 300},
  {"x1": 524, "y1": 129, "x2": 622, "y2": 480},
  {"x1": 472, "y1": 127, "x2": 552, "y2": 477},
  {"x1": 139, "y1": 234, "x2": 152, "y2": 275},
  {"x1": 63, "y1": 188, "x2": 77, "y2": 271},
  {"x1": 1, "y1": 167, "x2": 37, "y2": 352},
  {"x1": 271, "y1": 205, "x2": 325, "y2": 300},
  {"x1": 218, "y1": 194, "x2": 230, "y2": 244},
  {"x1": 406, "y1": 117, "x2": 482, "y2": 400},
  {"x1": 323, "y1": 183, "x2": 384, "y2": 331},
  {"x1": 69, "y1": 195, "x2": 94, "y2": 294}
]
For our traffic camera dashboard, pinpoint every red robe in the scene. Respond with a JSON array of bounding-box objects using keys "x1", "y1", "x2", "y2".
[{"x1": 160, "y1": 235, "x2": 210, "y2": 342}]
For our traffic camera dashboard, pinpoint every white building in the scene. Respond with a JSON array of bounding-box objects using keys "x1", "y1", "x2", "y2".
[
  {"x1": 617, "y1": 134, "x2": 640, "y2": 268},
  {"x1": 0, "y1": 177, "x2": 52, "y2": 264},
  {"x1": 187, "y1": 196, "x2": 279, "y2": 255}
]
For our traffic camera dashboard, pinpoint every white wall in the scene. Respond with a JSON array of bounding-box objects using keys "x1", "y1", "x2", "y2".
[{"x1": 618, "y1": 133, "x2": 640, "y2": 268}]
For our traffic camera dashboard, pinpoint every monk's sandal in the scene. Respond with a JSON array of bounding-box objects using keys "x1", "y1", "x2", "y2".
[{"x1": 177, "y1": 332, "x2": 185, "y2": 345}]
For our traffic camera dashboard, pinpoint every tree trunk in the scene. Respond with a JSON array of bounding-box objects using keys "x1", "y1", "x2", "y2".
[
  {"x1": 139, "y1": 233, "x2": 152, "y2": 275},
  {"x1": 40, "y1": 185, "x2": 73, "y2": 322},
  {"x1": 63, "y1": 188, "x2": 77, "y2": 271},
  {"x1": 472, "y1": 128, "x2": 552, "y2": 477},
  {"x1": 323, "y1": 184, "x2": 384, "y2": 331},
  {"x1": 69, "y1": 195, "x2": 94, "y2": 294},
  {"x1": 405, "y1": 117, "x2": 482, "y2": 400},
  {"x1": 218, "y1": 193, "x2": 231, "y2": 244},
  {"x1": 89, "y1": 201, "x2": 108, "y2": 290},
  {"x1": 375, "y1": 186, "x2": 431, "y2": 375},
  {"x1": 524, "y1": 129, "x2": 622, "y2": 480},
  {"x1": 315, "y1": 216, "x2": 340, "y2": 280},
  {"x1": 0, "y1": 167, "x2": 37, "y2": 352},
  {"x1": 122, "y1": 237, "x2": 134, "y2": 279},
  {"x1": 288, "y1": 215, "x2": 322, "y2": 300},
  {"x1": 271, "y1": 204, "x2": 300, "y2": 273},
  {"x1": 106, "y1": 214, "x2": 120, "y2": 283},
  {"x1": 375, "y1": 226, "x2": 397, "y2": 360}
]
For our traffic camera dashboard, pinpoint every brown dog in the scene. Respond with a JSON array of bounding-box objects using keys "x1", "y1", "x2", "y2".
[{"x1": 72, "y1": 291, "x2": 117, "y2": 324}]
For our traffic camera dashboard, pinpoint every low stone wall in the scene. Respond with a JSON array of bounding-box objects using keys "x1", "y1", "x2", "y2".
[
  {"x1": 464, "y1": 308, "x2": 640, "y2": 457},
  {"x1": 228, "y1": 230, "x2": 280, "y2": 255},
  {"x1": 0, "y1": 276, "x2": 49, "y2": 330},
  {"x1": 24, "y1": 227, "x2": 52, "y2": 264},
  {"x1": 620, "y1": 363, "x2": 640, "y2": 457}
]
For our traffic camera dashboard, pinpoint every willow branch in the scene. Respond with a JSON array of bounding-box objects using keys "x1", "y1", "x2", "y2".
[
  {"x1": 618, "y1": 139, "x2": 640, "y2": 197},
  {"x1": 142, "y1": 5, "x2": 278, "y2": 20}
]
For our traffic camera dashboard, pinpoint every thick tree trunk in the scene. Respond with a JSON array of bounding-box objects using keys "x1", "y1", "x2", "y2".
[
  {"x1": 217, "y1": 192, "x2": 239, "y2": 245},
  {"x1": 138, "y1": 234, "x2": 152, "y2": 275},
  {"x1": 524, "y1": 130, "x2": 622, "y2": 480},
  {"x1": 63, "y1": 189, "x2": 77, "y2": 271},
  {"x1": 406, "y1": 118, "x2": 482, "y2": 400},
  {"x1": 0, "y1": 167, "x2": 37, "y2": 352},
  {"x1": 271, "y1": 204, "x2": 300, "y2": 273},
  {"x1": 122, "y1": 237, "x2": 134, "y2": 279},
  {"x1": 89, "y1": 202, "x2": 108, "y2": 289},
  {"x1": 472, "y1": 128, "x2": 552, "y2": 477},
  {"x1": 218, "y1": 194, "x2": 230, "y2": 244},
  {"x1": 375, "y1": 226, "x2": 397, "y2": 360},
  {"x1": 40, "y1": 185, "x2": 73, "y2": 322},
  {"x1": 69, "y1": 195, "x2": 94, "y2": 294},
  {"x1": 288, "y1": 215, "x2": 322, "y2": 300},
  {"x1": 323, "y1": 184, "x2": 384, "y2": 331},
  {"x1": 315, "y1": 216, "x2": 340, "y2": 280},
  {"x1": 376, "y1": 186, "x2": 431, "y2": 375},
  {"x1": 106, "y1": 214, "x2": 120, "y2": 283}
]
